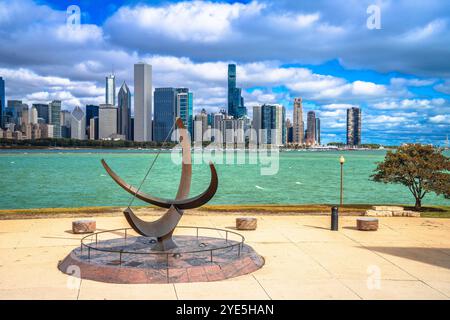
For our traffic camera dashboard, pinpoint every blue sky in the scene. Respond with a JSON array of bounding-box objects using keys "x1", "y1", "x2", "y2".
[{"x1": 1, "y1": 0, "x2": 450, "y2": 145}]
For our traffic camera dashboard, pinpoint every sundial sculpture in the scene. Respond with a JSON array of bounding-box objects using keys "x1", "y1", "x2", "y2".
[{"x1": 101, "y1": 117, "x2": 218, "y2": 251}]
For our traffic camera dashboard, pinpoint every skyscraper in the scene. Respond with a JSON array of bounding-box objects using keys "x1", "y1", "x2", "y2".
[
  {"x1": 134, "y1": 63, "x2": 152, "y2": 141},
  {"x1": 99, "y1": 104, "x2": 117, "y2": 139},
  {"x1": 85, "y1": 105, "x2": 99, "y2": 127},
  {"x1": 105, "y1": 74, "x2": 116, "y2": 106},
  {"x1": 253, "y1": 104, "x2": 285, "y2": 146},
  {"x1": 293, "y1": 98, "x2": 304, "y2": 144},
  {"x1": 33, "y1": 103, "x2": 49, "y2": 123},
  {"x1": 0, "y1": 77, "x2": 5, "y2": 128},
  {"x1": 60, "y1": 109, "x2": 71, "y2": 138},
  {"x1": 49, "y1": 100, "x2": 61, "y2": 138},
  {"x1": 117, "y1": 82, "x2": 131, "y2": 140},
  {"x1": 306, "y1": 111, "x2": 316, "y2": 145},
  {"x1": 70, "y1": 106, "x2": 86, "y2": 140},
  {"x1": 315, "y1": 117, "x2": 321, "y2": 145},
  {"x1": 347, "y1": 107, "x2": 361, "y2": 146},
  {"x1": 194, "y1": 109, "x2": 208, "y2": 143},
  {"x1": 154, "y1": 87, "x2": 177, "y2": 142},
  {"x1": 227, "y1": 64, "x2": 246, "y2": 118},
  {"x1": 176, "y1": 89, "x2": 193, "y2": 139}
]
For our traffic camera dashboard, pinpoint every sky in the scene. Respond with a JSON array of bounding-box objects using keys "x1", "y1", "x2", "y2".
[{"x1": 0, "y1": 0, "x2": 449, "y2": 145}]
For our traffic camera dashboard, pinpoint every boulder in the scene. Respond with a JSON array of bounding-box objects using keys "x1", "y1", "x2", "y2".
[
  {"x1": 357, "y1": 217, "x2": 379, "y2": 231},
  {"x1": 366, "y1": 210, "x2": 392, "y2": 217},
  {"x1": 372, "y1": 206, "x2": 404, "y2": 212},
  {"x1": 72, "y1": 220, "x2": 96, "y2": 234},
  {"x1": 236, "y1": 217, "x2": 257, "y2": 230}
]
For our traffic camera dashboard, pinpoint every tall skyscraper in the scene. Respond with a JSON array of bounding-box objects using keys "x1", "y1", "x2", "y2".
[
  {"x1": 154, "y1": 87, "x2": 177, "y2": 142},
  {"x1": 315, "y1": 117, "x2": 321, "y2": 145},
  {"x1": 293, "y1": 98, "x2": 304, "y2": 144},
  {"x1": 85, "y1": 105, "x2": 99, "y2": 127},
  {"x1": 117, "y1": 82, "x2": 131, "y2": 140},
  {"x1": 60, "y1": 109, "x2": 71, "y2": 138},
  {"x1": 70, "y1": 106, "x2": 86, "y2": 140},
  {"x1": 194, "y1": 109, "x2": 208, "y2": 143},
  {"x1": 33, "y1": 103, "x2": 49, "y2": 123},
  {"x1": 227, "y1": 64, "x2": 246, "y2": 118},
  {"x1": 49, "y1": 100, "x2": 61, "y2": 138},
  {"x1": 176, "y1": 89, "x2": 193, "y2": 139},
  {"x1": 347, "y1": 107, "x2": 361, "y2": 146},
  {"x1": 253, "y1": 104, "x2": 285, "y2": 146},
  {"x1": 306, "y1": 111, "x2": 316, "y2": 145},
  {"x1": 30, "y1": 106, "x2": 38, "y2": 125},
  {"x1": 99, "y1": 104, "x2": 117, "y2": 139},
  {"x1": 105, "y1": 73, "x2": 116, "y2": 106},
  {"x1": 134, "y1": 63, "x2": 152, "y2": 141},
  {"x1": 0, "y1": 77, "x2": 5, "y2": 128}
]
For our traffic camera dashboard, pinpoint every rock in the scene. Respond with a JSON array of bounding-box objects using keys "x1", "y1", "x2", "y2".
[
  {"x1": 72, "y1": 220, "x2": 96, "y2": 234},
  {"x1": 366, "y1": 210, "x2": 392, "y2": 217},
  {"x1": 236, "y1": 217, "x2": 257, "y2": 230},
  {"x1": 372, "y1": 206, "x2": 404, "y2": 212},
  {"x1": 357, "y1": 217, "x2": 379, "y2": 231},
  {"x1": 403, "y1": 210, "x2": 421, "y2": 217}
]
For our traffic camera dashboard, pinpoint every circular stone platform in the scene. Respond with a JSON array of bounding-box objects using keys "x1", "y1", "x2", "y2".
[{"x1": 58, "y1": 227, "x2": 264, "y2": 284}]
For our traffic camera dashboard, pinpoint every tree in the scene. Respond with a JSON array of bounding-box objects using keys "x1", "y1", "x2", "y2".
[{"x1": 371, "y1": 144, "x2": 450, "y2": 210}]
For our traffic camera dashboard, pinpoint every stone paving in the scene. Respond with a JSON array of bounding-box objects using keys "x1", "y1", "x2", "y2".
[{"x1": 0, "y1": 213, "x2": 449, "y2": 299}]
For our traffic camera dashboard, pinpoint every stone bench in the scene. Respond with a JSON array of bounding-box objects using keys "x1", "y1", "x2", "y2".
[
  {"x1": 357, "y1": 217, "x2": 378, "y2": 231},
  {"x1": 236, "y1": 217, "x2": 257, "y2": 230},
  {"x1": 72, "y1": 220, "x2": 96, "y2": 234}
]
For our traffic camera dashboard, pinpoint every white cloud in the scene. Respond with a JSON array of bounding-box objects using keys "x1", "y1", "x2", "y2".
[{"x1": 429, "y1": 114, "x2": 450, "y2": 124}]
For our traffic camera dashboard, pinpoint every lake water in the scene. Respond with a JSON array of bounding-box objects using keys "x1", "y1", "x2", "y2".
[{"x1": 0, "y1": 149, "x2": 448, "y2": 209}]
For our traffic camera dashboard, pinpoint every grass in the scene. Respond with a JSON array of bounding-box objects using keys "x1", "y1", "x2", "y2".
[{"x1": 1, "y1": 204, "x2": 449, "y2": 219}]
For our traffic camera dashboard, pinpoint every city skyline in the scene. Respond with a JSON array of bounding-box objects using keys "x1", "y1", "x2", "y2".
[{"x1": 0, "y1": 1, "x2": 449, "y2": 145}]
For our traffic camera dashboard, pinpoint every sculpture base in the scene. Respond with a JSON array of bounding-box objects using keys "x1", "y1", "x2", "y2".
[{"x1": 58, "y1": 232, "x2": 264, "y2": 284}]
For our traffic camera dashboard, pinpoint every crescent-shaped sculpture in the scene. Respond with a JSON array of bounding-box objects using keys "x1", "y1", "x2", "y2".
[{"x1": 101, "y1": 117, "x2": 218, "y2": 251}]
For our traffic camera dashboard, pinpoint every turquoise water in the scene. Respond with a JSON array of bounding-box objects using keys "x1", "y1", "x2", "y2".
[{"x1": 0, "y1": 149, "x2": 448, "y2": 209}]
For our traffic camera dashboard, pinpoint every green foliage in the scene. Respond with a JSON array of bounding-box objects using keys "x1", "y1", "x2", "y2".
[
  {"x1": 0, "y1": 138, "x2": 177, "y2": 149},
  {"x1": 371, "y1": 144, "x2": 450, "y2": 209}
]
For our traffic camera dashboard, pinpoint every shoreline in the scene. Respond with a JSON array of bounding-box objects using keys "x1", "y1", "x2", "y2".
[{"x1": 1, "y1": 204, "x2": 449, "y2": 220}]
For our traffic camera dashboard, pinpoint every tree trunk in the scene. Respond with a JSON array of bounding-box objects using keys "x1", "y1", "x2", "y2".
[{"x1": 415, "y1": 198, "x2": 422, "y2": 210}]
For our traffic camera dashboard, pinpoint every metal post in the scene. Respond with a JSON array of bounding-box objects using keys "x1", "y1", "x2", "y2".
[
  {"x1": 124, "y1": 229, "x2": 127, "y2": 240},
  {"x1": 119, "y1": 250, "x2": 122, "y2": 266},
  {"x1": 340, "y1": 162, "x2": 344, "y2": 207},
  {"x1": 210, "y1": 250, "x2": 213, "y2": 263},
  {"x1": 238, "y1": 244, "x2": 241, "y2": 257},
  {"x1": 331, "y1": 206, "x2": 339, "y2": 231},
  {"x1": 88, "y1": 247, "x2": 91, "y2": 260},
  {"x1": 225, "y1": 231, "x2": 228, "y2": 243},
  {"x1": 95, "y1": 233, "x2": 98, "y2": 246}
]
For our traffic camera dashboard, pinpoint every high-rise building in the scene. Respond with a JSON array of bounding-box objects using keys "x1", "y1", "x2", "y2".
[
  {"x1": 176, "y1": 89, "x2": 193, "y2": 139},
  {"x1": 315, "y1": 118, "x2": 321, "y2": 145},
  {"x1": 134, "y1": 62, "x2": 152, "y2": 142},
  {"x1": 105, "y1": 74, "x2": 116, "y2": 106},
  {"x1": 89, "y1": 117, "x2": 99, "y2": 140},
  {"x1": 30, "y1": 107, "x2": 38, "y2": 125},
  {"x1": 49, "y1": 100, "x2": 61, "y2": 138},
  {"x1": 60, "y1": 110, "x2": 71, "y2": 138},
  {"x1": 85, "y1": 105, "x2": 99, "y2": 126},
  {"x1": 227, "y1": 64, "x2": 246, "y2": 118},
  {"x1": 194, "y1": 109, "x2": 209, "y2": 143},
  {"x1": 118, "y1": 82, "x2": 131, "y2": 140},
  {"x1": 0, "y1": 77, "x2": 5, "y2": 128},
  {"x1": 253, "y1": 104, "x2": 285, "y2": 146},
  {"x1": 99, "y1": 104, "x2": 117, "y2": 139},
  {"x1": 20, "y1": 105, "x2": 29, "y2": 126},
  {"x1": 306, "y1": 111, "x2": 316, "y2": 145},
  {"x1": 6, "y1": 100, "x2": 22, "y2": 124},
  {"x1": 154, "y1": 87, "x2": 178, "y2": 142},
  {"x1": 33, "y1": 104, "x2": 49, "y2": 123},
  {"x1": 347, "y1": 107, "x2": 361, "y2": 146},
  {"x1": 70, "y1": 106, "x2": 86, "y2": 140},
  {"x1": 293, "y1": 98, "x2": 304, "y2": 144}
]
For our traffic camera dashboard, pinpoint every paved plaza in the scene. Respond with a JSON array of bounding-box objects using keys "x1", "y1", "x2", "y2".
[{"x1": 0, "y1": 213, "x2": 449, "y2": 299}]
